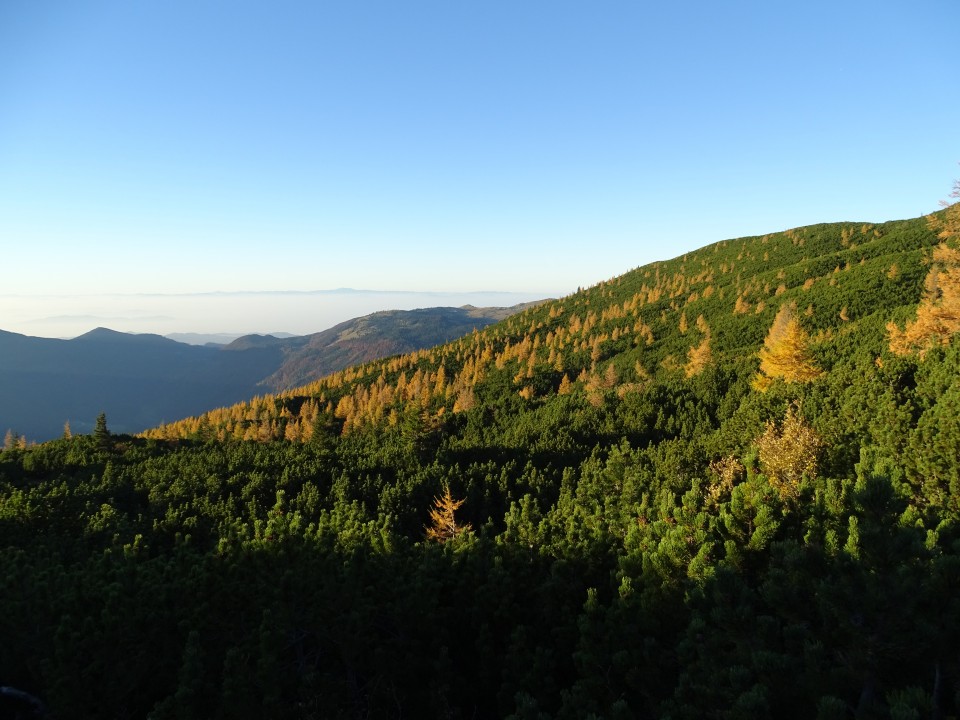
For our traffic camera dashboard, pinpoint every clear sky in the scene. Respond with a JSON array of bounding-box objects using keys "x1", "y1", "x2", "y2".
[{"x1": 1, "y1": 1, "x2": 958, "y2": 338}]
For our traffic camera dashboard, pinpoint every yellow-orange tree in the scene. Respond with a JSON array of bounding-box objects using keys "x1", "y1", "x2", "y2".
[
  {"x1": 887, "y1": 176, "x2": 960, "y2": 357},
  {"x1": 425, "y1": 485, "x2": 472, "y2": 543},
  {"x1": 887, "y1": 243, "x2": 960, "y2": 357},
  {"x1": 684, "y1": 316, "x2": 712, "y2": 378},
  {"x1": 753, "y1": 302, "x2": 822, "y2": 390},
  {"x1": 756, "y1": 405, "x2": 823, "y2": 501},
  {"x1": 929, "y1": 177, "x2": 960, "y2": 243}
]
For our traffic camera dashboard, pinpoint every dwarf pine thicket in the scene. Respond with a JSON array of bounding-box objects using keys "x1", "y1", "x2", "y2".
[{"x1": 1, "y1": 208, "x2": 960, "y2": 719}]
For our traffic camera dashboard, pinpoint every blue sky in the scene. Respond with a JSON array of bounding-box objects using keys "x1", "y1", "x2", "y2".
[{"x1": 1, "y1": 1, "x2": 958, "y2": 337}]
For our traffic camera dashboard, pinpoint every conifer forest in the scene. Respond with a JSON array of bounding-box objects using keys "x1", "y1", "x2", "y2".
[{"x1": 2, "y1": 202, "x2": 960, "y2": 718}]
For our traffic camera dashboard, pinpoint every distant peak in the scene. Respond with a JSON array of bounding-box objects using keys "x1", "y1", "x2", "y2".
[
  {"x1": 222, "y1": 334, "x2": 288, "y2": 351},
  {"x1": 75, "y1": 327, "x2": 126, "y2": 339},
  {"x1": 73, "y1": 327, "x2": 175, "y2": 345}
]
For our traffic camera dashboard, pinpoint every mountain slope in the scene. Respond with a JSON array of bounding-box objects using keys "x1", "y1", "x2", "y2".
[
  {"x1": 145, "y1": 216, "x2": 935, "y2": 444},
  {"x1": 0, "y1": 304, "x2": 535, "y2": 441},
  {"x1": 3, "y1": 211, "x2": 960, "y2": 718},
  {"x1": 256, "y1": 302, "x2": 544, "y2": 391}
]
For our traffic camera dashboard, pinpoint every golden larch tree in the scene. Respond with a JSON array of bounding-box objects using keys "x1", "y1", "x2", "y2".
[
  {"x1": 452, "y1": 387, "x2": 476, "y2": 413},
  {"x1": 887, "y1": 242, "x2": 960, "y2": 357},
  {"x1": 756, "y1": 405, "x2": 823, "y2": 501},
  {"x1": 425, "y1": 484, "x2": 472, "y2": 543},
  {"x1": 928, "y1": 176, "x2": 960, "y2": 243},
  {"x1": 753, "y1": 302, "x2": 822, "y2": 390},
  {"x1": 684, "y1": 316, "x2": 712, "y2": 378}
]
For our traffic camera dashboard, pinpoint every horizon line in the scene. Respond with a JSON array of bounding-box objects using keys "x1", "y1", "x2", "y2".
[{"x1": 0, "y1": 287, "x2": 560, "y2": 299}]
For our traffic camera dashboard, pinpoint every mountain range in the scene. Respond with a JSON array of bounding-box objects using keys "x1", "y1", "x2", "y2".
[{"x1": 0, "y1": 303, "x2": 540, "y2": 441}]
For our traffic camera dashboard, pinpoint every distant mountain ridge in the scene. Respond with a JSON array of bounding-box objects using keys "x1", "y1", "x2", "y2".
[
  {"x1": 0, "y1": 327, "x2": 282, "y2": 440},
  {"x1": 165, "y1": 331, "x2": 299, "y2": 346},
  {"x1": 256, "y1": 303, "x2": 543, "y2": 391},
  {"x1": 0, "y1": 303, "x2": 539, "y2": 441}
]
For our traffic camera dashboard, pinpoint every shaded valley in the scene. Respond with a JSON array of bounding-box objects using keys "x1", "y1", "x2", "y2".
[{"x1": 0, "y1": 304, "x2": 537, "y2": 441}]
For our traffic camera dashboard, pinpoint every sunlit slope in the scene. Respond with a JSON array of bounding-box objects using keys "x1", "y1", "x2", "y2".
[
  {"x1": 257, "y1": 302, "x2": 545, "y2": 392},
  {"x1": 7, "y1": 208, "x2": 960, "y2": 719},
  {"x1": 142, "y1": 216, "x2": 937, "y2": 443}
]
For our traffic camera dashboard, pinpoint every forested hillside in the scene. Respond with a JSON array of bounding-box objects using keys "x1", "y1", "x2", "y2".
[
  {"x1": 0, "y1": 305, "x2": 528, "y2": 442},
  {"x1": 256, "y1": 303, "x2": 544, "y2": 392},
  {"x1": 1, "y1": 208, "x2": 959, "y2": 719}
]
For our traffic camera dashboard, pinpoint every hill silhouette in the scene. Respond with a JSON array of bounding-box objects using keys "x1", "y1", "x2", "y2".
[
  {"x1": 0, "y1": 327, "x2": 276, "y2": 439},
  {"x1": 0, "y1": 304, "x2": 535, "y2": 441}
]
